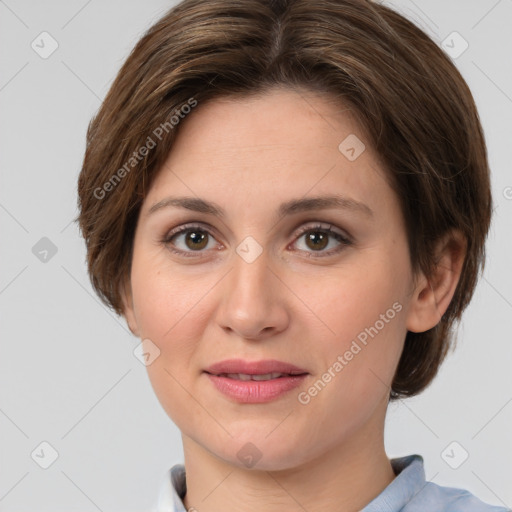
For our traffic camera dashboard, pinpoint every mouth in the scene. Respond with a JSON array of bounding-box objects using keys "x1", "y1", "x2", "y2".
[
  {"x1": 204, "y1": 358, "x2": 309, "y2": 376},
  {"x1": 207, "y1": 371, "x2": 307, "y2": 381},
  {"x1": 203, "y1": 359, "x2": 309, "y2": 403}
]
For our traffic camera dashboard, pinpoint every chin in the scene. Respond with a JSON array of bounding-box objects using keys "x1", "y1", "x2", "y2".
[{"x1": 217, "y1": 432, "x2": 312, "y2": 472}]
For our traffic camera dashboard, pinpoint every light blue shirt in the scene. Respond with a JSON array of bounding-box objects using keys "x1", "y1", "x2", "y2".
[{"x1": 153, "y1": 454, "x2": 510, "y2": 511}]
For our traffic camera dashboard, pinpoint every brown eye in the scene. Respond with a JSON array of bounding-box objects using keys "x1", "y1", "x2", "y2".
[
  {"x1": 183, "y1": 230, "x2": 209, "y2": 250},
  {"x1": 293, "y1": 224, "x2": 352, "y2": 257},
  {"x1": 164, "y1": 225, "x2": 218, "y2": 256},
  {"x1": 304, "y1": 231, "x2": 329, "y2": 251}
]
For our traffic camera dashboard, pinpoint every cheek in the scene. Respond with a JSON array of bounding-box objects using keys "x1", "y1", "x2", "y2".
[
  {"x1": 130, "y1": 247, "x2": 214, "y2": 341},
  {"x1": 129, "y1": 254, "x2": 213, "y2": 424},
  {"x1": 129, "y1": 248, "x2": 223, "y2": 394},
  {"x1": 314, "y1": 257, "x2": 405, "y2": 340},
  {"x1": 303, "y1": 282, "x2": 405, "y2": 436},
  {"x1": 309, "y1": 254, "x2": 407, "y2": 394}
]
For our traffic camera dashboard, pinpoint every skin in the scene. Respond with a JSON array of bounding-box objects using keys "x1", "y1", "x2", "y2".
[{"x1": 121, "y1": 86, "x2": 466, "y2": 512}]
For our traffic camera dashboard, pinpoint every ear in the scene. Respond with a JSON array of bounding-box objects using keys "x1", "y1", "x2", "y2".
[
  {"x1": 119, "y1": 277, "x2": 140, "y2": 337},
  {"x1": 406, "y1": 229, "x2": 467, "y2": 333}
]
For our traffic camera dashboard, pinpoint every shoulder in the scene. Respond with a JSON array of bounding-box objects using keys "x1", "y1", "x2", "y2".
[
  {"x1": 410, "y1": 480, "x2": 510, "y2": 511},
  {"x1": 379, "y1": 455, "x2": 510, "y2": 512}
]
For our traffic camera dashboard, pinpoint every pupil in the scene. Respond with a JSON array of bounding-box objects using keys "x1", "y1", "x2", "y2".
[
  {"x1": 307, "y1": 232, "x2": 328, "y2": 250},
  {"x1": 187, "y1": 231, "x2": 207, "y2": 250}
]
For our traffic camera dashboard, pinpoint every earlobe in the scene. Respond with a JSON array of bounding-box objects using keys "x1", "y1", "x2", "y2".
[
  {"x1": 406, "y1": 229, "x2": 466, "y2": 333},
  {"x1": 119, "y1": 278, "x2": 140, "y2": 337}
]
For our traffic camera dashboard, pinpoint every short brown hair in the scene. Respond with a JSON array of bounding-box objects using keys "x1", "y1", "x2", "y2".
[{"x1": 77, "y1": 0, "x2": 492, "y2": 399}]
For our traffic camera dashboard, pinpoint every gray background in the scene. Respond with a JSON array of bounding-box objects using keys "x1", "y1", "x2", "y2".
[{"x1": 1, "y1": 0, "x2": 511, "y2": 510}]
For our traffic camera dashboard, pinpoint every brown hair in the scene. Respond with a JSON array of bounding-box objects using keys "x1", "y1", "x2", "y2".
[{"x1": 77, "y1": 0, "x2": 492, "y2": 399}]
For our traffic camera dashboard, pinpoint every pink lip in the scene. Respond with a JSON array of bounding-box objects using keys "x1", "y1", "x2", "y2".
[
  {"x1": 205, "y1": 358, "x2": 308, "y2": 375},
  {"x1": 204, "y1": 359, "x2": 309, "y2": 403}
]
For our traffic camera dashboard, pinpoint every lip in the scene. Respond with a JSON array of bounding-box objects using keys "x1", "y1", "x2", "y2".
[
  {"x1": 204, "y1": 358, "x2": 308, "y2": 375},
  {"x1": 204, "y1": 359, "x2": 309, "y2": 404}
]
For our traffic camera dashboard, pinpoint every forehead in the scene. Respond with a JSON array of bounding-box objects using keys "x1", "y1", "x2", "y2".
[{"x1": 144, "y1": 88, "x2": 396, "y2": 222}]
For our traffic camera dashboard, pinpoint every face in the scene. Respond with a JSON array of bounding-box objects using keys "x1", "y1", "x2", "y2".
[{"x1": 123, "y1": 87, "x2": 421, "y2": 471}]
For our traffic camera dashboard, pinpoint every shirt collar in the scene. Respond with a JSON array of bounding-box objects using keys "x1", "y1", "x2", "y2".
[
  {"x1": 361, "y1": 455, "x2": 426, "y2": 511},
  {"x1": 154, "y1": 454, "x2": 426, "y2": 512}
]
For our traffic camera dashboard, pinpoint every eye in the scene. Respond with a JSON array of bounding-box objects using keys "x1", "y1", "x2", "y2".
[
  {"x1": 162, "y1": 222, "x2": 352, "y2": 259},
  {"x1": 162, "y1": 224, "x2": 220, "y2": 257},
  {"x1": 291, "y1": 223, "x2": 352, "y2": 257}
]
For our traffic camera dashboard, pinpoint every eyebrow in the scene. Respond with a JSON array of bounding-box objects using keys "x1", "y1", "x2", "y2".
[{"x1": 147, "y1": 194, "x2": 374, "y2": 218}]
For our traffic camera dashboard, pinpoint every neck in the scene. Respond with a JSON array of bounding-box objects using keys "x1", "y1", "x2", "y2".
[{"x1": 180, "y1": 407, "x2": 395, "y2": 512}]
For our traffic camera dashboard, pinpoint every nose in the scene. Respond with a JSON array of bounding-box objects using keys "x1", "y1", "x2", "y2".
[{"x1": 215, "y1": 248, "x2": 290, "y2": 341}]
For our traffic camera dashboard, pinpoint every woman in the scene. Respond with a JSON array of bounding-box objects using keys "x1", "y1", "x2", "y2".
[{"x1": 77, "y1": 0, "x2": 508, "y2": 510}]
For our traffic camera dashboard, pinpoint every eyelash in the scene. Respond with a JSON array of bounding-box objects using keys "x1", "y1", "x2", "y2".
[{"x1": 161, "y1": 222, "x2": 353, "y2": 259}]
